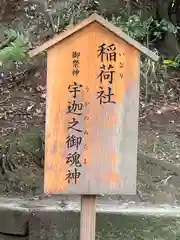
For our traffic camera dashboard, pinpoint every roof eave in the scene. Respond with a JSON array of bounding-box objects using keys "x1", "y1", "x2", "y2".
[{"x1": 29, "y1": 13, "x2": 159, "y2": 62}]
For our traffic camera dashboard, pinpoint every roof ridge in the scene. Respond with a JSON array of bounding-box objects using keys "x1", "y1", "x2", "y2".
[{"x1": 29, "y1": 13, "x2": 159, "y2": 62}]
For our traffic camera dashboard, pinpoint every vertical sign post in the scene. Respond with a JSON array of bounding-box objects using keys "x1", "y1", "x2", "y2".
[
  {"x1": 29, "y1": 13, "x2": 159, "y2": 240},
  {"x1": 80, "y1": 195, "x2": 96, "y2": 240}
]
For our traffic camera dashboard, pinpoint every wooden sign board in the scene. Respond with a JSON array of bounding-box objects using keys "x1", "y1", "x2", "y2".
[{"x1": 29, "y1": 14, "x2": 159, "y2": 196}]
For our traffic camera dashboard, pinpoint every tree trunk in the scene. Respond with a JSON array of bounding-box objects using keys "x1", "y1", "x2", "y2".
[
  {"x1": 127, "y1": 0, "x2": 132, "y2": 16},
  {"x1": 155, "y1": 0, "x2": 180, "y2": 58}
]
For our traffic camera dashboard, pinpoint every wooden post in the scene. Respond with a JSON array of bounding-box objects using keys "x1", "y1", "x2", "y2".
[{"x1": 80, "y1": 195, "x2": 96, "y2": 240}]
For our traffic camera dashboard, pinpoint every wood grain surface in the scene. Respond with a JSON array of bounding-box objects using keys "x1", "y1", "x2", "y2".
[{"x1": 44, "y1": 22, "x2": 140, "y2": 195}]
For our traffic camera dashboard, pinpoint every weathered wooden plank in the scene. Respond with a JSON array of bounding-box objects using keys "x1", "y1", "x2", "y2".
[
  {"x1": 80, "y1": 196, "x2": 96, "y2": 240},
  {"x1": 44, "y1": 22, "x2": 139, "y2": 195}
]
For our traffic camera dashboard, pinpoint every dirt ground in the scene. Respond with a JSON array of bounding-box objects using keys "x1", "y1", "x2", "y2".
[
  {"x1": 137, "y1": 109, "x2": 180, "y2": 204},
  {"x1": 1, "y1": 65, "x2": 180, "y2": 204}
]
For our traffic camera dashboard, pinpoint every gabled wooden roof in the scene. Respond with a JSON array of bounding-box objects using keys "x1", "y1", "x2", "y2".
[{"x1": 29, "y1": 13, "x2": 159, "y2": 61}]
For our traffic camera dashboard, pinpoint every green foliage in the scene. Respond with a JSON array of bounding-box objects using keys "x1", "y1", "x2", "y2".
[
  {"x1": 49, "y1": 0, "x2": 101, "y2": 32},
  {"x1": 110, "y1": 11, "x2": 180, "y2": 101},
  {"x1": 0, "y1": 28, "x2": 32, "y2": 68},
  {"x1": 111, "y1": 13, "x2": 151, "y2": 43},
  {"x1": 111, "y1": 11, "x2": 179, "y2": 46},
  {"x1": 163, "y1": 54, "x2": 180, "y2": 68}
]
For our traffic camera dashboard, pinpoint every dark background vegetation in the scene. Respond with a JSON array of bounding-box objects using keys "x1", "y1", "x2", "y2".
[{"x1": 1, "y1": 0, "x2": 180, "y2": 203}]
